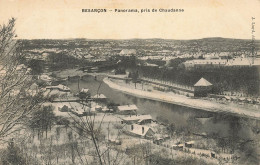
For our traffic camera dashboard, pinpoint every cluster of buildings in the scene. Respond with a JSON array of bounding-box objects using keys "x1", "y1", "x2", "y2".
[
  {"x1": 42, "y1": 76, "x2": 166, "y2": 142},
  {"x1": 22, "y1": 39, "x2": 260, "y2": 73},
  {"x1": 117, "y1": 106, "x2": 157, "y2": 139}
]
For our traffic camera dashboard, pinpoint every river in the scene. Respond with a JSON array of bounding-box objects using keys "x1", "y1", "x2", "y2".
[{"x1": 56, "y1": 74, "x2": 257, "y2": 142}]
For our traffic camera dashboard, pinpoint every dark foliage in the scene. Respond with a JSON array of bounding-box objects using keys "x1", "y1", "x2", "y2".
[
  {"x1": 1, "y1": 140, "x2": 26, "y2": 165},
  {"x1": 137, "y1": 65, "x2": 259, "y2": 96}
]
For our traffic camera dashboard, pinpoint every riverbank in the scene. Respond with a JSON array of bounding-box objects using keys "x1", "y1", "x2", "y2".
[{"x1": 104, "y1": 77, "x2": 260, "y2": 120}]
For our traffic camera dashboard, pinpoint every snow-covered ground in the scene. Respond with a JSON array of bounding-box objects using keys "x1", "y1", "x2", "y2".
[{"x1": 104, "y1": 77, "x2": 260, "y2": 120}]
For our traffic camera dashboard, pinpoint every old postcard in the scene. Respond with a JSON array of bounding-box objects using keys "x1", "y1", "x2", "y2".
[{"x1": 0, "y1": 0, "x2": 260, "y2": 164}]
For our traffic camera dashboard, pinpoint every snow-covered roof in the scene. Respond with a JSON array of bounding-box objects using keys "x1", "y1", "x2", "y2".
[
  {"x1": 16, "y1": 64, "x2": 27, "y2": 71},
  {"x1": 172, "y1": 143, "x2": 184, "y2": 147},
  {"x1": 80, "y1": 88, "x2": 89, "y2": 93},
  {"x1": 122, "y1": 115, "x2": 152, "y2": 122},
  {"x1": 239, "y1": 97, "x2": 246, "y2": 101},
  {"x1": 194, "y1": 78, "x2": 212, "y2": 87},
  {"x1": 57, "y1": 84, "x2": 70, "y2": 91},
  {"x1": 117, "y1": 104, "x2": 138, "y2": 111},
  {"x1": 40, "y1": 74, "x2": 52, "y2": 81},
  {"x1": 119, "y1": 49, "x2": 136, "y2": 55},
  {"x1": 102, "y1": 107, "x2": 110, "y2": 111},
  {"x1": 95, "y1": 105, "x2": 102, "y2": 109},
  {"x1": 93, "y1": 93, "x2": 107, "y2": 99},
  {"x1": 226, "y1": 57, "x2": 256, "y2": 66},
  {"x1": 145, "y1": 63, "x2": 159, "y2": 67},
  {"x1": 46, "y1": 84, "x2": 70, "y2": 91},
  {"x1": 130, "y1": 124, "x2": 154, "y2": 136},
  {"x1": 185, "y1": 141, "x2": 195, "y2": 144},
  {"x1": 84, "y1": 54, "x2": 94, "y2": 58}
]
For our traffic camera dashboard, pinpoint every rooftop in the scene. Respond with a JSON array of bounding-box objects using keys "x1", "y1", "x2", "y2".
[
  {"x1": 122, "y1": 115, "x2": 152, "y2": 122},
  {"x1": 194, "y1": 77, "x2": 212, "y2": 87},
  {"x1": 119, "y1": 49, "x2": 136, "y2": 55},
  {"x1": 117, "y1": 104, "x2": 138, "y2": 111},
  {"x1": 130, "y1": 124, "x2": 154, "y2": 136},
  {"x1": 46, "y1": 84, "x2": 71, "y2": 91},
  {"x1": 80, "y1": 88, "x2": 89, "y2": 93},
  {"x1": 93, "y1": 93, "x2": 107, "y2": 99}
]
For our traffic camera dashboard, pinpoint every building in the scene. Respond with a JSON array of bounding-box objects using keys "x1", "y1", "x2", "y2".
[
  {"x1": 183, "y1": 57, "x2": 260, "y2": 68},
  {"x1": 194, "y1": 78, "x2": 213, "y2": 97},
  {"x1": 80, "y1": 88, "x2": 89, "y2": 93},
  {"x1": 185, "y1": 141, "x2": 195, "y2": 148},
  {"x1": 94, "y1": 105, "x2": 102, "y2": 111},
  {"x1": 127, "y1": 124, "x2": 155, "y2": 139},
  {"x1": 226, "y1": 57, "x2": 260, "y2": 66},
  {"x1": 46, "y1": 84, "x2": 70, "y2": 92},
  {"x1": 184, "y1": 59, "x2": 227, "y2": 68},
  {"x1": 172, "y1": 144, "x2": 184, "y2": 150},
  {"x1": 117, "y1": 104, "x2": 138, "y2": 115},
  {"x1": 119, "y1": 49, "x2": 136, "y2": 56},
  {"x1": 121, "y1": 115, "x2": 152, "y2": 124},
  {"x1": 78, "y1": 88, "x2": 90, "y2": 99},
  {"x1": 39, "y1": 74, "x2": 52, "y2": 82},
  {"x1": 92, "y1": 93, "x2": 107, "y2": 101},
  {"x1": 144, "y1": 62, "x2": 159, "y2": 67}
]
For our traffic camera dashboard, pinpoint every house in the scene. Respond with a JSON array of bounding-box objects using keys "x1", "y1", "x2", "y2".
[
  {"x1": 84, "y1": 54, "x2": 94, "y2": 59},
  {"x1": 108, "y1": 138, "x2": 121, "y2": 145},
  {"x1": 185, "y1": 141, "x2": 195, "y2": 148},
  {"x1": 153, "y1": 134, "x2": 170, "y2": 145},
  {"x1": 153, "y1": 137, "x2": 164, "y2": 145},
  {"x1": 46, "y1": 84, "x2": 70, "y2": 92},
  {"x1": 121, "y1": 115, "x2": 152, "y2": 124},
  {"x1": 80, "y1": 88, "x2": 89, "y2": 93},
  {"x1": 101, "y1": 106, "x2": 110, "y2": 112},
  {"x1": 117, "y1": 104, "x2": 138, "y2": 115},
  {"x1": 194, "y1": 77, "x2": 213, "y2": 97},
  {"x1": 145, "y1": 62, "x2": 159, "y2": 67},
  {"x1": 78, "y1": 88, "x2": 90, "y2": 99},
  {"x1": 71, "y1": 108, "x2": 85, "y2": 117},
  {"x1": 94, "y1": 105, "x2": 102, "y2": 111},
  {"x1": 127, "y1": 124, "x2": 155, "y2": 139},
  {"x1": 92, "y1": 93, "x2": 106, "y2": 99},
  {"x1": 225, "y1": 57, "x2": 260, "y2": 66},
  {"x1": 40, "y1": 74, "x2": 52, "y2": 82},
  {"x1": 92, "y1": 93, "x2": 107, "y2": 101},
  {"x1": 119, "y1": 49, "x2": 136, "y2": 56},
  {"x1": 211, "y1": 152, "x2": 216, "y2": 158},
  {"x1": 172, "y1": 143, "x2": 184, "y2": 150}
]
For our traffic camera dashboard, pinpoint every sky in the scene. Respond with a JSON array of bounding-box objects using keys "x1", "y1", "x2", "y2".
[{"x1": 0, "y1": 0, "x2": 260, "y2": 40}]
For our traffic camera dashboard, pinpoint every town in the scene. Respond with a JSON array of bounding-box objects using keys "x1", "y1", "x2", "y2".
[{"x1": 1, "y1": 19, "x2": 260, "y2": 165}]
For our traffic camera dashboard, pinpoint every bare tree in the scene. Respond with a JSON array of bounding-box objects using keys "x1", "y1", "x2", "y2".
[
  {"x1": 66, "y1": 101, "x2": 128, "y2": 165},
  {"x1": 0, "y1": 18, "x2": 41, "y2": 141}
]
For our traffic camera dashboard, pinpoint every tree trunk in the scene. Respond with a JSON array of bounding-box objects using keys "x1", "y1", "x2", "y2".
[{"x1": 46, "y1": 128, "x2": 48, "y2": 138}]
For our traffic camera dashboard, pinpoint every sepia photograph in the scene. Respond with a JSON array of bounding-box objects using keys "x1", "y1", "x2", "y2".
[{"x1": 0, "y1": 0, "x2": 260, "y2": 164}]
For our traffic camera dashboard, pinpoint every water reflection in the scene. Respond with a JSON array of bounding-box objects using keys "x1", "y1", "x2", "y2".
[{"x1": 64, "y1": 75, "x2": 256, "y2": 141}]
